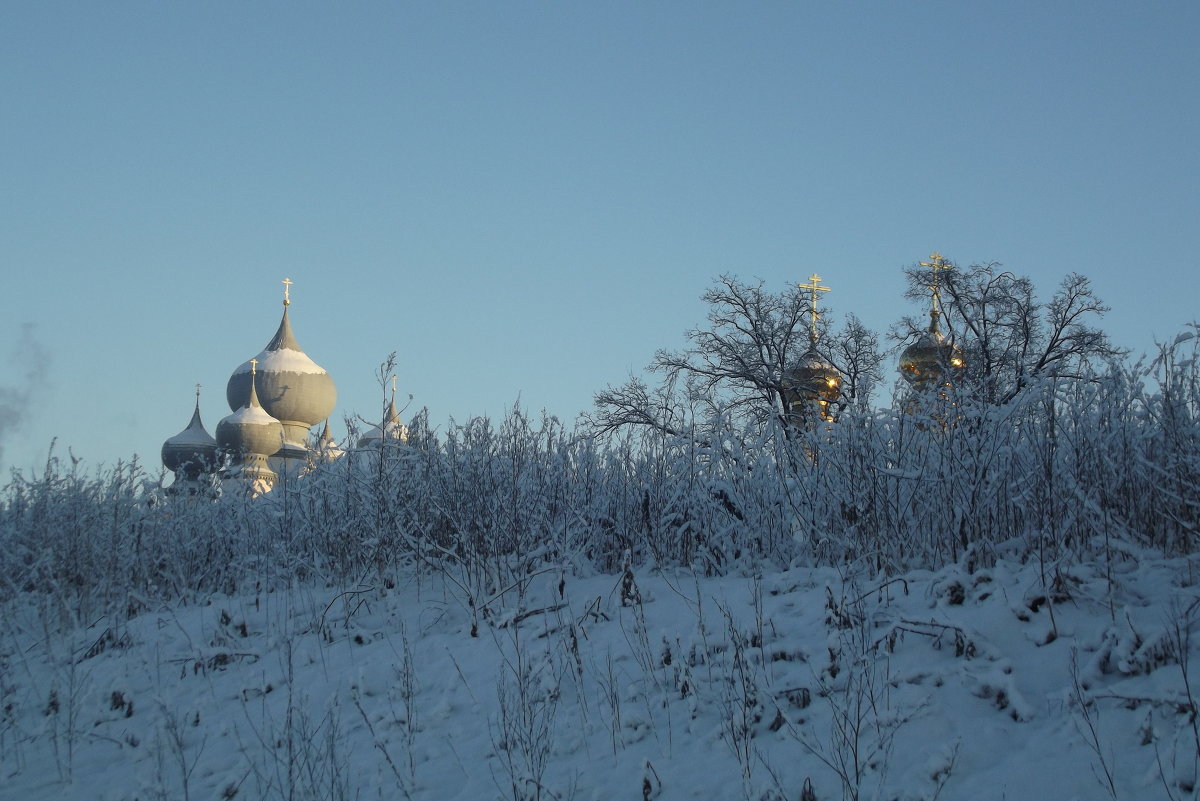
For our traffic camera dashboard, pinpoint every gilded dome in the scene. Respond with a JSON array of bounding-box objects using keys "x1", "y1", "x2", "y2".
[
  {"x1": 784, "y1": 347, "x2": 842, "y2": 405},
  {"x1": 899, "y1": 255, "x2": 964, "y2": 391},
  {"x1": 899, "y1": 329, "x2": 964, "y2": 387},
  {"x1": 783, "y1": 346, "x2": 842, "y2": 425}
]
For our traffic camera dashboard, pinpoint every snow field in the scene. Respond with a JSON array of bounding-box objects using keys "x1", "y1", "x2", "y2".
[{"x1": 3, "y1": 553, "x2": 1199, "y2": 801}]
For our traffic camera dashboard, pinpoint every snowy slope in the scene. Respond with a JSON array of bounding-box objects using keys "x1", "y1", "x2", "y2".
[{"x1": 2, "y1": 555, "x2": 1199, "y2": 801}]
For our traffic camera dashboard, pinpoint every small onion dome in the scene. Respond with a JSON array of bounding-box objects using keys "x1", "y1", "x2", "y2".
[
  {"x1": 358, "y1": 397, "x2": 408, "y2": 448},
  {"x1": 784, "y1": 348, "x2": 842, "y2": 404},
  {"x1": 162, "y1": 395, "x2": 218, "y2": 479},
  {"x1": 217, "y1": 368, "x2": 284, "y2": 485},
  {"x1": 898, "y1": 329, "x2": 964, "y2": 388},
  {"x1": 227, "y1": 305, "x2": 337, "y2": 454},
  {"x1": 783, "y1": 346, "x2": 842, "y2": 422},
  {"x1": 313, "y1": 419, "x2": 343, "y2": 461}
]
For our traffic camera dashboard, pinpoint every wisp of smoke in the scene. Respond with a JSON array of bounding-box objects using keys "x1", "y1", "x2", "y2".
[{"x1": 0, "y1": 323, "x2": 51, "y2": 465}]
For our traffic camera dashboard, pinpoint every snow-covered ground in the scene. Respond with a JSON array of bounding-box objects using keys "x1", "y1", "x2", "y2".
[{"x1": 3, "y1": 553, "x2": 1199, "y2": 801}]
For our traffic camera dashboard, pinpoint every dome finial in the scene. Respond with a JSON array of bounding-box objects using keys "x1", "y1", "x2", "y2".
[
  {"x1": 282, "y1": 277, "x2": 293, "y2": 307},
  {"x1": 390, "y1": 375, "x2": 398, "y2": 405},
  {"x1": 798, "y1": 273, "x2": 832, "y2": 343},
  {"x1": 247, "y1": 359, "x2": 263, "y2": 409},
  {"x1": 918, "y1": 253, "x2": 953, "y2": 334},
  {"x1": 195, "y1": 382, "x2": 202, "y2": 407}
]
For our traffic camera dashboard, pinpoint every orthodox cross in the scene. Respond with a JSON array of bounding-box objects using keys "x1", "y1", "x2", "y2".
[
  {"x1": 798, "y1": 273, "x2": 832, "y2": 342},
  {"x1": 918, "y1": 252, "x2": 952, "y2": 315},
  {"x1": 390, "y1": 375, "x2": 398, "y2": 401},
  {"x1": 195, "y1": 383, "x2": 201, "y2": 401},
  {"x1": 282, "y1": 277, "x2": 293, "y2": 307},
  {"x1": 250, "y1": 358, "x2": 258, "y2": 377}
]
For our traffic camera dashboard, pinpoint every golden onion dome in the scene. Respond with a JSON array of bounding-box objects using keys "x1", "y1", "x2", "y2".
[
  {"x1": 899, "y1": 329, "x2": 964, "y2": 387},
  {"x1": 785, "y1": 347, "x2": 842, "y2": 403},
  {"x1": 784, "y1": 347, "x2": 842, "y2": 424},
  {"x1": 900, "y1": 254, "x2": 964, "y2": 390}
]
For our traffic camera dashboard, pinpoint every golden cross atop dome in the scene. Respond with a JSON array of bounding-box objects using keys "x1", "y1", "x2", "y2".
[
  {"x1": 282, "y1": 277, "x2": 293, "y2": 307},
  {"x1": 250, "y1": 358, "x2": 258, "y2": 377},
  {"x1": 918, "y1": 252, "x2": 953, "y2": 314},
  {"x1": 390, "y1": 375, "x2": 398, "y2": 400},
  {"x1": 798, "y1": 273, "x2": 832, "y2": 342}
]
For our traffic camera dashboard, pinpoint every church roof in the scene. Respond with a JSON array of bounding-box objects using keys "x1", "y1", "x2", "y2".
[
  {"x1": 226, "y1": 288, "x2": 337, "y2": 434},
  {"x1": 162, "y1": 390, "x2": 219, "y2": 474}
]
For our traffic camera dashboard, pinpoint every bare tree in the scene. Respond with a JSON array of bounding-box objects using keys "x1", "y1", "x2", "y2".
[
  {"x1": 589, "y1": 275, "x2": 883, "y2": 437},
  {"x1": 588, "y1": 374, "x2": 687, "y2": 439},
  {"x1": 825, "y1": 314, "x2": 884, "y2": 411},
  {"x1": 652, "y1": 275, "x2": 812, "y2": 427},
  {"x1": 897, "y1": 260, "x2": 1122, "y2": 404}
]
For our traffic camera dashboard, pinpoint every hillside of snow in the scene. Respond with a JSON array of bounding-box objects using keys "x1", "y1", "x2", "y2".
[{"x1": 3, "y1": 553, "x2": 1198, "y2": 801}]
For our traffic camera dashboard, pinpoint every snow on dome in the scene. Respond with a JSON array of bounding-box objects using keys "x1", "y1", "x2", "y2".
[
  {"x1": 899, "y1": 329, "x2": 963, "y2": 387},
  {"x1": 231, "y1": 348, "x2": 327, "y2": 376},
  {"x1": 217, "y1": 376, "x2": 286, "y2": 465},
  {"x1": 162, "y1": 400, "x2": 219, "y2": 477},
  {"x1": 794, "y1": 350, "x2": 838, "y2": 372},
  {"x1": 222, "y1": 402, "x2": 284, "y2": 428},
  {"x1": 165, "y1": 426, "x2": 220, "y2": 447},
  {"x1": 358, "y1": 420, "x2": 409, "y2": 447},
  {"x1": 784, "y1": 345, "x2": 841, "y2": 405},
  {"x1": 358, "y1": 397, "x2": 408, "y2": 448},
  {"x1": 226, "y1": 306, "x2": 337, "y2": 449}
]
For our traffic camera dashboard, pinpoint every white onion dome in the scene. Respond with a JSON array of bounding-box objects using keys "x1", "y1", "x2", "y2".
[
  {"x1": 313, "y1": 419, "x2": 343, "y2": 460},
  {"x1": 899, "y1": 311, "x2": 964, "y2": 388},
  {"x1": 161, "y1": 394, "x2": 218, "y2": 479},
  {"x1": 226, "y1": 305, "x2": 337, "y2": 451},
  {"x1": 358, "y1": 396, "x2": 409, "y2": 448},
  {"x1": 784, "y1": 347, "x2": 842, "y2": 406},
  {"x1": 217, "y1": 370, "x2": 284, "y2": 483}
]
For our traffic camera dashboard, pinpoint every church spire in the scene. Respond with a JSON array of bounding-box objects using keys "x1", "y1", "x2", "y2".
[
  {"x1": 248, "y1": 359, "x2": 260, "y2": 406},
  {"x1": 798, "y1": 273, "x2": 832, "y2": 344},
  {"x1": 266, "y1": 282, "x2": 302, "y2": 352},
  {"x1": 784, "y1": 273, "x2": 841, "y2": 427},
  {"x1": 899, "y1": 252, "x2": 965, "y2": 396},
  {"x1": 918, "y1": 252, "x2": 952, "y2": 335}
]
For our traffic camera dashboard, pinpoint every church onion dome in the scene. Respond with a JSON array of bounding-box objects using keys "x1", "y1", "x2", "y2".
[
  {"x1": 898, "y1": 317, "x2": 964, "y2": 388},
  {"x1": 358, "y1": 396, "x2": 409, "y2": 448},
  {"x1": 782, "y1": 273, "x2": 842, "y2": 422},
  {"x1": 900, "y1": 252, "x2": 965, "y2": 389},
  {"x1": 226, "y1": 292, "x2": 337, "y2": 452},
  {"x1": 783, "y1": 346, "x2": 842, "y2": 422},
  {"x1": 162, "y1": 389, "x2": 218, "y2": 478},
  {"x1": 313, "y1": 419, "x2": 343, "y2": 461},
  {"x1": 217, "y1": 364, "x2": 285, "y2": 481},
  {"x1": 785, "y1": 348, "x2": 842, "y2": 403}
]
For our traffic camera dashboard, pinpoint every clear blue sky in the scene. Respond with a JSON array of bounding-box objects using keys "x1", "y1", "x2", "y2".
[{"x1": 2, "y1": 1, "x2": 1197, "y2": 475}]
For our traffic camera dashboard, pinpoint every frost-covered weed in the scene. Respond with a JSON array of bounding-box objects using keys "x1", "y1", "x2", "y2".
[{"x1": 0, "y1": 333, "x2": 1196, "y2": 645}]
